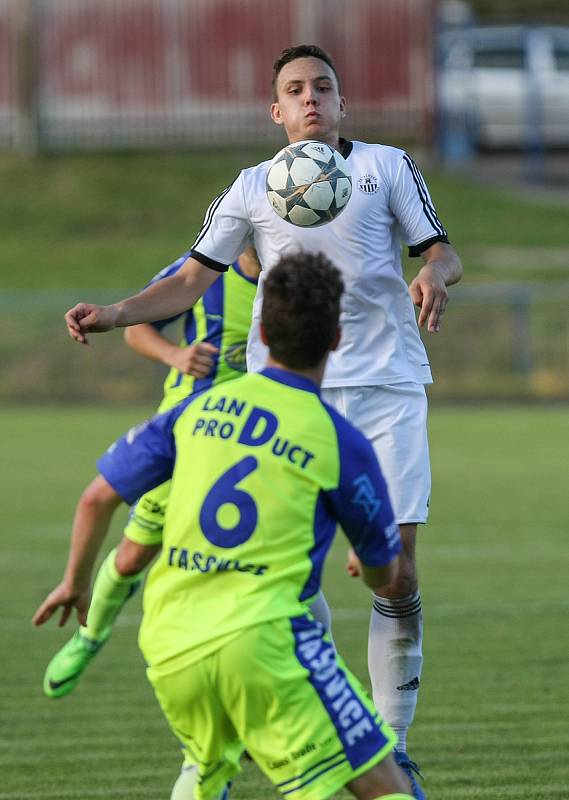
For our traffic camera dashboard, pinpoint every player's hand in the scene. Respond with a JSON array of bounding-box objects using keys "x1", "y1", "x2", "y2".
[
  {"x1": 346, "y1": 548, "x2": 362, "y2": 578},
  {"x1": 408, "y1": 264, "x2": 449, "y2": 333},
  {"x1": 64, "y1": 303, "x2": 120, "y2": 344},
  {"x1": 169, "y1": 343, "x2": 219, "y2": 378},
  {"x1": 32, "y1": 582, "x2": 90, "y2": 628}
]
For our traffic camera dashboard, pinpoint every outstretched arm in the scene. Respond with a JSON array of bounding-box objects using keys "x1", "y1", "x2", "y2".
[
  {"x1": 65, "y1": 256, "x2": 221, "y2": 344},
  {"x1": 408, "y1": 241, "x2": 463, "y2": 333},
  {"x1": 124, "y1": 324, "x2": 218, "y2": 379},
  {"x1": 32, "y1": 476, "x2": 123, "y2": 628}
]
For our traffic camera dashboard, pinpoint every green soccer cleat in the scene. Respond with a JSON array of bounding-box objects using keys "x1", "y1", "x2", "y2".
[{"x1": 43, "y1": 628, "x2": 111, "y2": 698}]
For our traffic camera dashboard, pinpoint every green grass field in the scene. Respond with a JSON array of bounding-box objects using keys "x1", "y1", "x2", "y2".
[
  {"x1": 1, "y1": 147, "x2": 568, "y2": 795},
  {"x1": 2, "y1": 404, "x2": 568, "y2": 799}
]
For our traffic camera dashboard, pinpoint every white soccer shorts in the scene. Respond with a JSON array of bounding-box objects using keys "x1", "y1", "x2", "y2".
[{"x1": 322, "y1": 383, "x2": 431, "y2": 525}]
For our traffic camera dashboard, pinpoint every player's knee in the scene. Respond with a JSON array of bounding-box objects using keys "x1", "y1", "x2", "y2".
[
  {"x1": 79, "y1": 476, "x2": 119, "y2": 512},
  {"x1": 377, "y1": 524, "x2": 418, "y2": 598},
  {"x1": 115, "y1": 539, "x2": 159, "y2": 576},
  {"x1": 375, "y1": 553, "x2": 417, "y2": 598},
  {"x1": 384, "y1": 571, "x2": 417, "y2": 598}
]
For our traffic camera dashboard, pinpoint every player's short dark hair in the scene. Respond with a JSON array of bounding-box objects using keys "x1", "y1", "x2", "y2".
[
  {"x1": 262, "y1": 252, "x2": 344, "y2": 370},
  {"x1": 272, "y1": 45, "x2": 341, "y2": 100}
]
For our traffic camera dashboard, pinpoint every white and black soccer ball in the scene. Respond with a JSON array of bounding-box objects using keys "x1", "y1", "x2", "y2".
[{"x1": 266, "y1": 140, "x2": 352, "y2": 227}]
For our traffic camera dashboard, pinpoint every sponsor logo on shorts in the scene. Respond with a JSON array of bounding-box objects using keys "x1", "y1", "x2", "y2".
[{"x1": 268, "y1": 743, "x2": 317, "y2": 771}]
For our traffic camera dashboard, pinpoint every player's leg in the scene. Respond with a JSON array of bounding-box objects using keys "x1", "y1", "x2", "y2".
[
  {"x1": 362, "y1": 385, "x2": 428, "y2": 797},
  {"x1": 219, "y1": 614, "x2": 413, "y2": 800},
  {"x1": 43, "y1": 482, "x2": 169, "y2": 698},
  {"x1": 323, "y1": 384, "x2": 428, "y2": 799},
  {"x1": 81, "y1": 537, "x2": 160, "y2": 638},
  {"x1": 308, "y1": 590, "x2": 334, "y2": 640},
  {"x1": 346, "y1": 753, "x2": 413, "y2": 798},
  {"x1": 170, "y1": 764, "x2": 231, "y2": 800},
  {"x1": 347, "y1": 527, "x2": 425, "y2": 799},
  {"x1": 368, "y1": 524, "x2": 425, "y2": 797},
  {"x1": 147, "y1": 653, "x2": 243, "y2": 800},
  {"x1": 83, "y1": 478, "x2": 171, "y2": 641},
  {"x1": 42, "y1": 537, "x2": 159, "y2": 698}
]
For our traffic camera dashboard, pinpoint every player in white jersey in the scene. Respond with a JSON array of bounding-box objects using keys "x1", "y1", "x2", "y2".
[{"x1": 65, "y1": 45, "x2": 462, "y2": 799}]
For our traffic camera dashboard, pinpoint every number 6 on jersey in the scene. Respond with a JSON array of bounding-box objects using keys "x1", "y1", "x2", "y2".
[{"x1": 199, "y1": 456, "x2": 259, "y2": 547}]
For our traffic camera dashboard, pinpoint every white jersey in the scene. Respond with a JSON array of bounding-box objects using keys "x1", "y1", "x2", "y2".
[{"x1": 191, "y1": 140, "x2": 448, "y2": 388}]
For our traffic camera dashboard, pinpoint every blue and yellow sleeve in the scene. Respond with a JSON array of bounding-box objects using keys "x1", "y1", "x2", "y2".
[
  {"x1": 97, "y1": 398, "x2": 193, "y2": 504},
  {"x1": 323, "y1": 405, "x2": 401, "y2": 567}
]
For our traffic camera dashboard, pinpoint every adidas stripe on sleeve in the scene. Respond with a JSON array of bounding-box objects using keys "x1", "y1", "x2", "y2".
[
  {"x1": 191, "y1": 176, "x2": 253, "y2": 271},
  {"x1": 391, "y1": 153, "x2": 449, "y2": 257}
]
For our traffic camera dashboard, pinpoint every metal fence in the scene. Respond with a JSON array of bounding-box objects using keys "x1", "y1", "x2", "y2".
[
  {"x1": 0, "y1": 0, "x2": 436, "y2": 152},
  {"x1": 2, "y1": 284, "x2": 569, "y2": 404},
  {"x1": 426, "y1": 283, "x2": 569, "y2": 401}
]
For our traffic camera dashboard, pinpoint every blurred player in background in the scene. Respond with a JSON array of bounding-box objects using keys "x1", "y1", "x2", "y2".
[
  {"x1": 39, "y1": 247, "x2": 260, "y2": 697},
  {"x1": 36, "y1": 252, "x2": 415, "y2": 800},
  {"x1": 64, "y1": 44, "x2": 463, "y2": 797}
]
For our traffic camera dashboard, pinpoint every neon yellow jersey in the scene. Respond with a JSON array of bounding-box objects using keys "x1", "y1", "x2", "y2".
[
  {"x1": 146, "y1": 255, "x2": 258, "y2": 414},
  {"x1": 98, "y1": 369, "x2": 400, "y2": 673}
]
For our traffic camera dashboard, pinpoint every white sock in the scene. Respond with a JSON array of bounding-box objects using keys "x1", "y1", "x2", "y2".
[
  {"x1": 368, "y1": 592, "x2": 423, "y2": 753},
  {"x1": 309, "y1": 590, "x2": 332, "y2": 632},
  {"x1": 309, "y1": 590, "x2": 336, "y2": 649},
  {"x1": 170, "y1": 765, "x2": 197, "y2": 800},
  {"x1": 170, "y1": 765, "x2": 229, "y2": 800}
]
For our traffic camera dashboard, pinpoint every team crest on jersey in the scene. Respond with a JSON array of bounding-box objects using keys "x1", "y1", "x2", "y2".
[
  {"x1": 358, "y1": 174, "x2": 379, "y2": 194},
  {"x1": 224, "y1": 342, "x2": 248, "y2": 372}
]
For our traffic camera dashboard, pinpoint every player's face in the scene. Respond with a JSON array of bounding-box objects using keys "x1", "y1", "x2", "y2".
[{"x1": 271, "y1": 57, "x2": 346, "y2": 149}]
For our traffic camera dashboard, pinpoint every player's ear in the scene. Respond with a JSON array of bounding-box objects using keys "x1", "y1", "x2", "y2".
[
  {"x1": 331, "y1": 326, "x2": 341, "y2": 352},
  {"x1": 259, "y1": 321, "x2": 269, "y2": 346},
  {"x1": 270, "y1": 102, "x2": 284, "y2": 126},
  {"x1": 339, "y1": 96, "x2": 347, "y2": 118}
]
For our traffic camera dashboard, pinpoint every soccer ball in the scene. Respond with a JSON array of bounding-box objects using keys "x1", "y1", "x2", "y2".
[{"x1": 266, "y1": 140, "x2": 352, "y2": 227}]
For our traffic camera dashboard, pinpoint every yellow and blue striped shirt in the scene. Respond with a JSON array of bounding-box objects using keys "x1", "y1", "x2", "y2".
[{"x1": 146, "y1": 252, "x2": 258, "y2": 413}]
